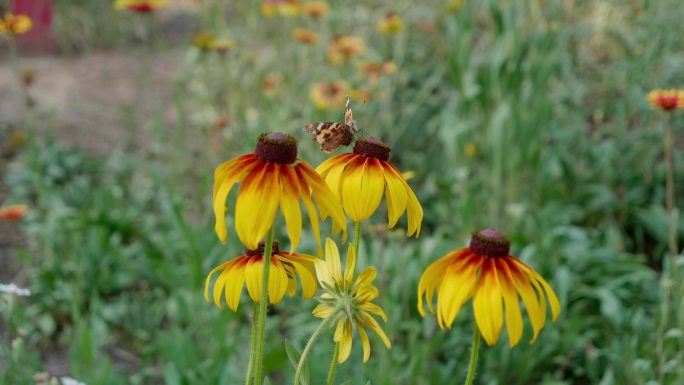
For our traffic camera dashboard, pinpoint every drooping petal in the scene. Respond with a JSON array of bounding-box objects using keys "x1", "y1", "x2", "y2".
[
  {"x1": 341, "y1": 157, "x2": 384, "y2": 222},
  {"x1": 245, "y1": 257, "x2": 263, "y2": 302},
  {"x1": 204, "y1": 260, "x2": 231, "y2": 303},
  {"x1": 225, "y1": 258, "x2": 247, "y2": 311},
  {"x1": 417, "y1": 249, "x2": 465, "y2": 316},
  {"x1": 298, "y1": 162, "x2": 348, "y2": 241},
  {"x1": 295, "y1": 165, "x2": 322, "y2": 254},
  {"x1": 496, "y1": 258, "x2": 524, "y2": 347},
  {"x1": 343, "y1": 243, "x2": 357, "y2": 288},
  {"x1": 279, "y1": 165, "x2": 303, "y2": 252},
  {"x1": 360, "y1": 302, "x2": 388, "y2": 322},
  {"x1": 437, "y1": 252, "x2": 481, "y2": 329},
  {"x1": 382, "y1": 162, "x2": 408, "y2": 228},
  {"x1": 511, "y1": 257, "x2": 561, "y2": 321},
  {"x1": 268, "y1": 259, "x2": 289, "y2": 304},
  {"x1": 213, "y1": 154, "x2": 258, "y2": 243},
  {"x1": 506, "y1": 258, "x2": 545, "y2": 343},
  {"x1": 473, "y1": 258, "x2": 504, "y2": 345},
  {"x1": 336, "y1": 320, "x2": 354, "y2": 363},
  {"x1": 357, "y1": 324, "x2": 371, "y2": 362},
  {"x1": 313, "y1": 305, "x2": 335, "y2": 318},
  {"x1": 387, "y1": 163, "x2": 422, "y2": 237},
  {"x1": 235, "y1": 162, "x2": 281, "y2": 250},
  {"x1": 325, "y1": 238, "x2": 343, "y2": 284},
  {"x1": 285, "y1": 255, "x2": 318, "y2": 298},
  {"x1": 362, "y1": 313, "x2": 391, "y2": 349}
]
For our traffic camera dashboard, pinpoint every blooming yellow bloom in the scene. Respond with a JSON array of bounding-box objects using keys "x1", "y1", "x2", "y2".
[
  {"x1": 210, "y1": 39, "x2": 236, "y2": 54},
  {"x1": 464, "y1": 142, "x2": 476, "y2": 158},
  {"x1": 310, "y1": 81, "x2": 349, "y2": 110},
  {"x1": 261, "y1": 0, "x2": 300, "y2": 17},
  {"x1": 262, "y1": 72, "x2": 285, "y2": 96},
  {"x1": 316, "y1": 137, "x2": 423, "y2": 236},
  {"x1": 213, "y1": 132, "x2": 347, "y2": 252},
  {"x1": 446, "y1": 0, "x2": 466, "y2": 12},
  {"x1": 327, "y1": 36, "x2": 366, "y2": 63},
  {"x1": 300, "y1": 1, "x2": 330, "y2": 18},
  {"x1": 418, "y1": 229, "x2": 560, "y2": 346},
  {"x1": 377, "y1": 12, "x2": 403, "y2": 34},
  {"x1": 0, "y1": 204, "x2": 28, "y2": 222},
  {"x1": 647, "y1": 89, "x2": 684, "y2": 111},
  {"x1": 205, "y1": 241, "x2": 317, "y2": 310},
  {"x1": 359, "y1": 61, "x2": 397, "y2": 84},
  {"x1": 192, "y1": 31, "x2": 215, "y2": 51},
  {"x1": 0, "y1": 13, "x2": 32, "y2": 35},
  {"x1": 313, "y1": 239, "x2": 391, "y2": 362},
  {"x1": 114, "y1": 0, "x2": 168, "y2": 13},
  {"x1": 292, "y1": 28, "x2": 319, "y2": 45}
]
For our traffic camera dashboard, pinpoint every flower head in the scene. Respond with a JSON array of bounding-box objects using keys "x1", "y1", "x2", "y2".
[
  {"x1": 316, "y1": 137, "x2": 423, "y2": 236},
  {"x1": 213, "y1": 132, "x2": 347, "y2": 252},
  {"x1": 0, "y1": 204, "x2": 28, "y2": 222},
  {"x1": 418, "y1": 229, "x2": 560, "y2": 346},
  {"x1": 300, "y1": 1, "x2": 330, "y2": 18},
  {"x1": 313, "y1": 239, "x2": 391, "y2": 362},
  {"x1": 647, "y1": 89, "x2": 684, "y2": 111},
  {"x1": 310, "y1": 81, "x2": 349, "y2": 110},
  {"x1": 262, "y1": 72, "x2": 285, "y2": 96},
  {"x1": 0, "y1": 13, "x2": 32, "y2": 35},
  {"x1": 205, "y1": 241, "x2": 317, "y2": 310},
  {"x1": 262, "y1": 0, "x2": 300, "y2": 17},
  {"x1": 377, "y1": 12, "x2": 403, "y2": 34},
  {"x1": 210, "y1": 39, "x2": 236, "y2": 54},
  {"x1": 292, "y1": 28, "x2": 319, "y2": 45},
  {"x1": 327, "y1": 36, "x2": 366, "y2": 64},
  {"x1": 192, "y1": 31, "x2": 215, "y2": 51},
  {"x1": 359, "y1": 61, "x2": 397, "y2": 84},
  {"x1": 114, "y1": 0, "x2": 168, "y2": 13}
]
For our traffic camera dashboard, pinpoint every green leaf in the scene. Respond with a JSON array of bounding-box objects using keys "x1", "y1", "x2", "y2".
[{"x1": 285, "y1": 340, "x2": 309, "y2": 385}]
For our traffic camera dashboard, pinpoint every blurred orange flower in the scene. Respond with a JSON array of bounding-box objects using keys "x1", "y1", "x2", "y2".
[
  {"x1": 262, "y1": 72, "x2": 285, "y2": 95},
  {"x1": 359, "y1": 60, "x2": 397, "y2": 84},
  {"x1": 327, "y1": 36, "x2": 366, "y2": 63},
  {"x1": 0, "y1": 204, "x2": 28, "y2": 222},
  {"x1": 377, "y1": 12, "x2": 403, "y2": 34},
  {"x1": 292, "y1": 28, "x2": 319, "y2": 44},
  {"x1": 647, "y1": 89, "x2": 684, "y2": 111},
  {"x1": 349, "y1": 88, "x2": 371, "y2": 103},
  {"x1": 300, "y1": 1, "x2": 330, "y2": 18},
  {"x1": 114, "y1": 0, "x2": 168, "y2": 13},
  {"x1": 192, "y1": 31, "x2": 215, "y2": 51},
  {"x1": 262, "y1": 0, "x2": 300, "y2": 17},
  {"x1": 0, "y1": 13, "x2": 32, "y2": 35},
  {"x1": 310, "y1": 81, "x2": 349, "y2": 110},
  {"x1": 210, "y1": 39, "x2": 236, "y2": 54}
]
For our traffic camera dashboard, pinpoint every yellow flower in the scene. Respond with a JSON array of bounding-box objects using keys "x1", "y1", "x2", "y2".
[
  {"x1": 327, "y1": 36, "x2": 366, "y2": 64},
  {"x1": 359, "y1": 61, "x2": 397, "y2": 84},
  {"x1": 377, "y1": 12, "x2": 403, "y2": 34},
  {"x1": 464, "y1": 142, "x2": 476, "y2": 158},
  {"x1": 292, "y1": 28, "x2": 319, "y2": 45},
  {"x1": 316, "y1": 137, "x2": 423, "y2": 236},
  {"x1": 0, "y1": 204, "x2": 28, "y2": 222},
  {"x1": 310, "y1": 81, "x2": 349, "y2": 110},
  {"x1": 213, "y1": 132, "x2": 347, "y2": 252},
  {"x1": 647, "y1": 89, "x2": 684, "y2": 111},
  {"x1": 418, "y1": 229, "x2": 560, "y2": 346},
  {"x1": 446, "y1": 0, "x2": 466, "y2": 12},
  {"x1": 262, "y1": 72, "x2": 284, "y2": 96},
  {"x1": 261, "y1": 0, "x2": 300, "y2": 17},
  {"x1": 0, "y1": 13, "x2": 32, "y2": 35},
  {"x1": 300, "y1": 1, "x2": 330, "y2": 18},
  {"x1": 192, "y1": 31, "x2": 215, "y2": 51},
  {"x1": 114, "y1": 0, "x2": 168, "y2": 13},
  {"x1": 205, "y1": 241, "x2": 317, "y2": 310},
  {"x1": 210, "y1": 39, "x2": 236, "y2": 54},
  {"x1": 313, "y1": 239, "x2": 391, "y2": 362}
]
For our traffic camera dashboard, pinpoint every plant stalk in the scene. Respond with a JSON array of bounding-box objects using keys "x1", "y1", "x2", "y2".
[
  {"x1": 253, "y1": 228, "x2": 275, "y2": 385},
  {"x1": 463, "y1": 325, "x2": 481, "y2": 385},
  {"x1": 326, "y1": 343, "x2": 340, "y2": 385},
  {"x1": 245, "y1": 302, "x2": 259, "y2": 385},
  {"x1": 294, "y1": 312, "x2": 339, "y2": 385}
]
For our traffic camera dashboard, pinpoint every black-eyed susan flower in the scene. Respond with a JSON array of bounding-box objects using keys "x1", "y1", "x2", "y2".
[
  {"x1": 210, "y1": 39, "x2": 236, "y2": 54},
  {"x1": 310, "y1": 80, "x2": 349, "y2": 110},
  {"x1": 205, "y1": 241, "x2": 317, "y2": 310},
  {"x1": 418, "y1": 229, "x2": 560, "y2": 346},
  {"x1": 213, "y1": 132, "x2": 346, "y2": 252},
  {"x1": 647, "y1": 89, "x2": 684, "y2": 111},
  {"x1": 192, "y1": 31, "x2": 215, "y2": 52},
  {"x1": 300, "y1": 1, "x2": 330, "y2": 18},
  {"x1": 114, "y1": 0, "x2": 168, "y2": 13},
  {"x1": 327, "y1": 36, "x2": 366, "y2": 64},
  {"x1": 0, "y1": 13, "x2": 32, "y2": 35},
  {"x1": 292, "y1": 28, "x2": 319, "y2": 45},
  {"x1": 316, "y1": 137, "x2": 423, "y2": 236},
  {"x1": 359, "y1": 61, "x2": 397, "y2": 84},
  {"x1": 0, "y1": 204, "x2": 28, "y2": 222},
  {"x1": 262, "y1": 72, "x2": 284, "y2": 96},
  {"x1": 377, "y1": 12, "x2": 403, "y2": 34},
  {"x1": 313, "y1": 238, "x2": 391, "y2": 363},
  {"x1": 261, "y1": 0, "x2": 300, "y2": 17}
]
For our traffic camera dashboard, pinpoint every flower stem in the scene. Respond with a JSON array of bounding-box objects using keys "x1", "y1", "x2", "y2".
[
  {"x1": 664, "y1": 114, "x2": 679, "y2": 270},
  {"x1": 253, "y1": 228, "x2": 275, "y2": 385},
  {"x1": 463, "y1": 325, "x2": 481, "y2": 385},
  {"x1": 245, "y1": 302, "x2": 259, "y2": 385},
  {"x1": 353, "y1": 221, "x2": 362, "y2": 257},
  {"x1": 326, "y1": 343, "x2": 340, "y2": 385},
  {"x1": 294, "y1": 312, "x2": 338, "y2": 385}
]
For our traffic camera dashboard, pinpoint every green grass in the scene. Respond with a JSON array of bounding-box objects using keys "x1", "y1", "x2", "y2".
[{"x1": 2, "y1": 0, "x2": 684, "y2": 384}]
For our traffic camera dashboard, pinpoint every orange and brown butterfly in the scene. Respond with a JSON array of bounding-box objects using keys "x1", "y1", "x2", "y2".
[{"x1": 304, "y1": 95, "x2": 360, "y2": 153}]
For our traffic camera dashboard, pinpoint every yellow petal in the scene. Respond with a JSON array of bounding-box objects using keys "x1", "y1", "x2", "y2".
[
  {"x1": 213, "y1": 155, "x2": 257, "y2": 243},
  {"x1": 508, "y1": 260, "x2": 544, "y2": 343},
  {"x1": 360, "y1": 302, "x2": 388, "y2": 322},
  {"x1": 513, "y1": 258, "x2": 561, "y2": 321},
  {"x1": 204, "y1": 260, "x2": 230, "y2": 303},
  {"x1": 235, "y1": 162, "x2": 280, "y2": 250},
  {"x1": 337, "y1": 320, "x2": 354, "y2": 363},
  {"x1": 417, "y1": 250, "x2": 461, "y2": 317},
  {"x1": 268, "y1": 259, "x2": 289, "y2": 304},
  {"x1": 496, "y1": 258, "x2": 524, "y2": 347},
  {"x1": 473, "y1": 259, "x2": 504, "y2": 345},
  {"x1": 315, "y1": 257, "x2": 332, "y2": 288},
  {"x1": 315, "y1": 153, "x2": 354, "y2": 177},
  {"x1": 343, "y1": 243, "x2": 357, "y2": 288},
  {"x1": 245, "y1": 257, "x2": 262, "y2": 302},
  {"x1": 382, "y1": 163, "x2": 408, "y2": 228},
  {"x1": 286, "y1": 255, "x2": 318, "y2": 298},
  {"x1": 387, "y1": 163, "x2": 423, "y2": 237},
  {"x1": 313, "y1": 305, "x2": 335, "y2": 318},
  {"x1": 325, "y1": 238, "x2": 343, "y2": 284},
  {"x1": 280, "y1": 165, "x2": 303, "y2": 252},
  {"x1": 342, "y1": 157, "x2": 384, "y2": 222},
  {"x1": 358, "y1": 325, "x2": 371, "y2": 362},
  {"x1": 299, "y1": 162, "x2": 348, "y2": 242},
  {"x1": 437, "y1": 253, "x2": 480, "y2": 329},
  {"x1": 225, "y1": 258, "x2": 247, "y2": 311},
  {"x1": 362, "y1": 313, "x2": 391, "y2": 349},
  {"x1": 295, "y1": 165, "x2": 322, "y2": 254}
]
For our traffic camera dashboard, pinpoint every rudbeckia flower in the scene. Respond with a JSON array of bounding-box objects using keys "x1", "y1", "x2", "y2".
[
  {"x1": 0, "y1": 13, "x2": 32, "y2": 35},
  {"x1": 327, "y1": 36, "x2": 366, "y2": 64},
  {"x1": 213, "y1": 132, "x2": 346, "y2": 251},
  {"x1": 292, "y1": 28, "x2": 319, "y2": 45},
  {"x1": 647, "y1": 89, "x2": 684, "y2": 111},
  {"x1": 261, "y1": 0, "x2": 300, "y2": 17},
  {"x1": 359, "y1": 61, "x2": 397, "y2": 84},
  {"x1": 310, "y1": 81, "x2": 349, "y2": 110},
  {"x1": 205, "y1": 241, "x2": 317, "y2": 310},
  {"x1": 300, "y1": 1, "x2": 330, "y2": 18},
  {"x1": 0, "y1": 204, "x2": 28, "y2": 222},
  {"x1": 316, "y1": 137, "x2": 423, "y2": 237},
  {"x1": 377, "y1": 12, "x2": 403, "y2": 34},
  {"x1": 418, "y1": 229, "x2": 560, "y2": 346},
  {"x1": 114, "y1": 0, "x2": 168, "y2": 13},
  {"x1": 192, "y1": 31, "x2": 215, "y2": 52},
  {"x1": 262, "y1": 72, "x2": 284, "y2": 96},
  {"x1": 210, "y1": 39, "x2": 236, "y2": 54},
  {"x1": 313, "y1": 239, "x2": 391, "y2": 362}
]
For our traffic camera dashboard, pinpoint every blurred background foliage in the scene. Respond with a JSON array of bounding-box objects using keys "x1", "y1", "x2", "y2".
[{"x1": 2, "y1": 0, "x2": 684, "y2": 384}]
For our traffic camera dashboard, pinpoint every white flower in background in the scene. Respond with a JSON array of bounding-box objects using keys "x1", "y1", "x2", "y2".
[
  {"x1": 61, "y1": 377, "x2": 87, "y2": 385},
  {"x1": 0, "y1": 283, "x2": 31, "y2": 297}
]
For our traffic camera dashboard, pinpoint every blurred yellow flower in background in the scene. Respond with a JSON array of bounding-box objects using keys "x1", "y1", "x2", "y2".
[
  {"x1": 210, "y1": 39, "x2": 236, "y2": 54},
  {"x1": 0, "y1": 204, "x2": 28, "y2": 222},
  {"x1": 292, "y1": 28, "x2": 319, "y2": 44},
  {"x1": 464, "y1": 142, "x2": 476, "y2": 158},
  {"x1": 262, "y1": 72, "x2": 285, "y2": 96},
  {"x1": 313, "y1": 239, "x2": 391, "y2": 363},
  {"x1": 300, "y1": 1, "x2": 330, "y2": 18},
  {"x1": 205, "y1": 241, "x2": 317, "y2": 311},
  {"x1": 310, "y1": 80, "x2": 349, "y2": 110},
  {"x1": 0, "y1": 13, "x2": 32, "y2": 35},
  {"x1": 446, "y1": 0, "x2": 466, "y2": 12},
  {"x1": 327, "y1": 36, "x2": 366, "y2": 63},
  {"x1": 377, "y1": 12, "x2": 403, "y2": 34},
  {"x1": 359, "y1": 61, "x2": 397, "y2": 84},
  {"x1": 192, "y1": 31, "x2": 215, "y2": 51},
  {"x1": 647, "y1": 89, "x2": 684, "y2": 111},
  {"x1": 262, "y1": 0, "x2": 300, "y2": 17},
  {"x1": 114, "y1": 0, "x2": 168, "y2": 13}
]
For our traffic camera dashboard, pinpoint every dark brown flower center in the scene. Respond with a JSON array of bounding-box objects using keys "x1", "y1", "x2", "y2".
[
  {"x1": 245, "y1": 241, "x2": 280, "y2": 257},
  {"x1": 353, "y1": 136, "x2": 391, "y2": 161},
  {"x1": 469, "y1": 229, "x2": 510, "y2": 258},
  {"x1": 255, "y1": 132, "x2": 298, "y2": 164}
]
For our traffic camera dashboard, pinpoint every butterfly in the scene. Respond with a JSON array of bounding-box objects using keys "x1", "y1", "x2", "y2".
[{"x1": 304, "y1": 95, "x2": 360, "y2": 153}]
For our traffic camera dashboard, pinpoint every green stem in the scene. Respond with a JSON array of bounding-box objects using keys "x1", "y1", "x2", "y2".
[
  {"x1": 326, "y1": 343, "x2": 340, "y2": 385},
  {"x1": 253, "y1": 228, "x2": 275, "y2": 385},
  {"x1": 463, "y1": 326, "x2": 481, "y2": 385},
  {"x1": 294, "y1": 312, "x2": 339, "y2": 385},
  {"x1": 353, "y1": 221, "x2": 362, "y2": 257},
  {"x1": 245, "y1": 302, "x2": 259, "y2": 385},
  {"x1": 664, "y1": 114, "x2": 679, "y2": 268}
]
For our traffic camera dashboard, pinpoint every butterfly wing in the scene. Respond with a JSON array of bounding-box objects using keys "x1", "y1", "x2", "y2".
[
  {"x1": 344, "y1": 94, "x2": 359, "y2": 133},
  {"x1": 304, "y1": 122, "x2": 355, "y2": 153}
]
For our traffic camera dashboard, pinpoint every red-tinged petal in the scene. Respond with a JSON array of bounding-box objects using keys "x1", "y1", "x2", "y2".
[
  {"x1": 511, "y1": 257, "x2": 561, "y2": 321},
  {"x1": 225, "y1": 258, "x2": 248, "y2": 311},
  {"x1": 268, "y1": 259, "x2": 289, "y2": 304},
  {"x1": 315, "y1": 153, "x2": 355, "y2": 177},
  {"x1": 496, "y1": 258, "x2": 524, "y2": 347},
  {"x1": 235, "y1": 162, "x2": 281, "y2": 250},
  {"x1": 417, "y1": 249, "x2": 466, "y2": 316},
  {"x1": 245, "y1": 257, "x2": 263, "y2": 302},
  {"x1": 473, "y1": 258, "x2": 504, "y2": 345},
  {"x1": 295, "y1": 165, "x2": 322, "y2": 253},
  {"x1": 437, "y1": 252, "x2": 481, "y2": 329},
  {"x1": 279, "y1": 165, "x2": 303, "y2": 252},
  {"x1": 213, "y1": 154, "x2": 258, "y2": 243},
  {"x1": 506, "y1": 258, "x2": 545, "y2": 343},
  {"x1": 382, "y1": 162, "x2": 408, "y2": 228}
]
